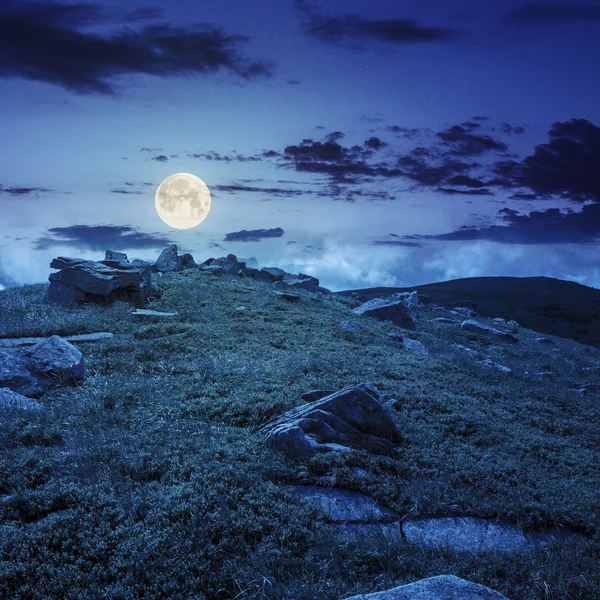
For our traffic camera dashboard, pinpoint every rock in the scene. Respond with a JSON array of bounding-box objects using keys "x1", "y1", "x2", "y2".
[
  {"x1": 432, "y1": 317, "x2": 457, "y2": 324},
  {"x1": 452, "y1": 344, "x2": 479, "y2": 357},
  {"x1": 104, "y1": 250, "x2": 129, "y2": 264},
  {"x1": 340, "y1": 320, "x2": 362, "y2": 335},
  {"x1": 131, "y1": 309, "x2": 178, "y2": 318},
  {"x1": 301, "y1": 390, "x2": 336, "y2": 402},
  {"x1": 576, "y1": 383, "x2": 600, "y2": 396},
  {"x1": 388, "y1": 332, "x2": 404, "y2": 342},
  {"x1": 350, "y1": 292, "x2": 369, "y2": 303},
  {"x1": 275, "y1": 273, "x2": 320, "y2": 292},
  {"x1": 536, "y1": 337, "x2": 556, "y2": 345},
  {"x1": 238, "y1": 256, "x2": 259, "y2": 268},
  {"x1": 256, "y1": 267, "x2": 286, "y2": 283},
  {"x1": 342, "y1": 575, "x2": 509, "y2": 600},
  {"x1": 0, "y1": 388, "x2": 44, "y2": 412},
  {"x1": 461, "y1": 319, "x2": 518, "y2": 343},
  {"x1": 0, "y1": 336, "x2": 84, "y2": 397},
  {"x1": 130, "y1": 259, "x2": 152, "y2": 268},
  {"x1": 179, "y1": 253, "x2": 197, "y2": 269},
  {"x1": 201, "y1": 265, "x2": 224, "y2": 276},
  {"x1": 0, "y1": 333, "x2": 114, "y2": 347},
  {"x1": 201, "y1": 257, "x2": 214, "y2": 266},
  {"x1": 275, "y1": 291, "x2": 301, "y2": 302},
  {"x1": 477, "y1": 359, "x2": 512, "y2": 373},
  {"x1": 261, "y1": 384, "x2": 406, "y2": 460},
  {"x1": 384, "y1": 399, "x2": 401, "y2": 410},
  {"x1": 154, "y1": 245, "x2": 182, "y2": 273},
  {"x1": 292, "y1": 486, "x2": 399, "y2": 524},
  {"x1": 238, "y1": 269, "x2": 248, "y2": 278},
  {"x1": 451, "y1": 306, "x2": 476, "y2": 317},
  {"x1": 243, "y1": 266, "x2": 260, "y2": 278},
  {"x1": 211, "y1": 254, "x2": 246, "y2": 275},
  {"x1": 402, "y1": 338, "x2": 428, "y2": 356},
  {"x1": 353, "y1": 296, "x2": 416, "y2": 330},
  {"x1": 401, "y1": 517, "x2": 573, "y2": 554},
  {"x1": 47, "y1": 257, "x2": 152, "y2": 307}
]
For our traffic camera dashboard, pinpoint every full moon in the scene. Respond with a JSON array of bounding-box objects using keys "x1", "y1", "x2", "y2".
[{"x1": 155, "y1": 173, "x2": 211, "y2": 229}]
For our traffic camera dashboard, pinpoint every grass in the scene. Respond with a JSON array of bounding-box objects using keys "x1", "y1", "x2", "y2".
[{"x1": 0, "y1": 269, "x2": 599, "y2": 599}]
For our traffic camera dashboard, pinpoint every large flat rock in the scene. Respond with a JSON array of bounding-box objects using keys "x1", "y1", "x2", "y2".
[
  {"x1": 343, "y1": 575, "x2": 509, "y2": 600},
  {"x1": 0, "y1": 332, "x2": 114, "y2": 348}
]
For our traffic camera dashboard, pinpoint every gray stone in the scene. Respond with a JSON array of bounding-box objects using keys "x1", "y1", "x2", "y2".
[
  {"x1": 275, "y1": 273, "x2": 320, "y2": 292},
  {"x1": 477, "y1": 359, "x2": 512, "y2": 373},
  {"x1": 451, "y1": 306, "x2": 476, "y2": 317},
  {"x1": 104, "y1": 250, "x2": 129, "y2": 264},
  {"x1": 402, "y1": 338, "x2": 428, "y2": 356},
  {"x1": 353, "y1": 297, "x2": 416, "y2": 330},
  {"x1": 179, "y1": 253, "x2": 197, "y2": 269},
  {"x1": 461, "y1": 319, "x2": 518, "y2": 343},
  {"x1": 275, "y1": 291, "x2": 301, "y2": 302},
  {"x1": 261, "y1": 384, "x2": 406, "y2": 460},
  {"x1": 535, "y1": 337, "x2": 556, "y2": 345},
  {"x1": 340, "y1": 320, "x2": 362, "y2": 335},
  {"x1": 0, "y1": 388, "x2": 44, "y2": 412},
  {"x1": 0, "y1": 333, "x2": 114, "y2": 347},
  {"x1": 432, "y1": 317, "x2": 457, "y2": 324},
  {"x1": 131, "y1": 309, "x2": 178, "y2": 318},
  {"x1": 0, "y1": 336, "x2": 85, "y2": 397},
  {"x1": 256, "y1": 267, "x2": 286, "y2": 283},
  {"x1": 388, "y1": 332, "x2": 404, "y2": 342},
  {"x1": 154, "y1": 245, "x2": 182, "y2": 273},
  {"x1": 201, "y1": 265, "x2": 224, "y2": 276},
  {"x1": 243, "y1": 266, "x2": 260, "y2": 278},
  {"x1": 401, "y1": 517, "x2": 573, "y2": 554},
  {"x1": 47, "y1": 258, "x2": 152, "y2": 307},
  {"x1": 292, "y1": 486, "x2": 399, "y2": 523},
  {"x1": 301, "y1": 389, "x2": 336, "y2": 402},
  {"x1": 576, "y1": 383, "x2": 600, "y2": 396},
  {"x1": 453, "y1": 344, "x2": 480, "y2": 357},
  {"x1": 342, "y1": 575, "x2": 509, "y2": 600},
  {"x1": 211, "y1": 254, "x2": 246, "y2": 275},
  {"x1": 130, "y1": 259, "x2": 152, "y2": 268}
]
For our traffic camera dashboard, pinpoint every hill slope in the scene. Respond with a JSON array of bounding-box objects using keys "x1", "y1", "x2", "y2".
[
  {"x1": 335, "y1": 276, "x2": 600, "y2": 348},
  {"x1": 0, "y1": 271, "x2": 599, "y2": 599}
]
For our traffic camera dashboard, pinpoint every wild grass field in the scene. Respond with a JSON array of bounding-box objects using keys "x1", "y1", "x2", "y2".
[{"x1": 0, "y1": 269, "x2": 599, "y2": 599}]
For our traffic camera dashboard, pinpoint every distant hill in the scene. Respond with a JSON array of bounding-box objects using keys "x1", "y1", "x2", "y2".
[{"x1": 334, "y1": 276, "x2": 600, "y2": 348}]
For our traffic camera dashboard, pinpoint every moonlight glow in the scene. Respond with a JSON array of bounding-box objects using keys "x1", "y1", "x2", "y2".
[{"x1": 155, "y1": 173, "x2": 211, "y2": 229}]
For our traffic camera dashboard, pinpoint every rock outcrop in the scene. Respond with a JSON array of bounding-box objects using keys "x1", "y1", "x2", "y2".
[
  {"x1": 47, "y1": 257, "x2": 153, "y2": 307},
  {"x1": 260, "y1": 384, "x2": 405, "y2": 459},
  {"x1": 461, "y1": 319, "x2": 518, "y2": 343},
  {"x1": 343, "y1": 575, "x2": 509, "y2": 600},
  {"x1": 353, "y1": 295, "x2": 416, "y2": 330},
  {"x1": 0, "y1": 336, "x2": 85, "y2": 397}
]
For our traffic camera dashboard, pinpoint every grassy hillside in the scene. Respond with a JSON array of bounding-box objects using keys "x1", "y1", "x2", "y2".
[
  {"x1": 334, "y1": 276, "x2": 600, "y2": 349},
  {"x1": 0, "y1": 270, "x2": 599, "y2": 599}
]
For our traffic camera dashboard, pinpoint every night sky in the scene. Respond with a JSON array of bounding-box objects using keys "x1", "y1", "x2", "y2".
[{"x1": 1, "y1": 0, "x2": 600, "y2": 292}]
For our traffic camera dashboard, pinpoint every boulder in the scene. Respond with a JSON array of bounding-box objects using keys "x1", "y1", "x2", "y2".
[
  {"x1": 47, "y1": 258, "x2": 152, "y2": 307},
  {"x1": 210, "y1": 254, "x2": 246, "y2": 275},
  {"x1": 353, "y1": 296, "x2": 416, "y2": 330},
  {"x1": 256, "y1": 267, "x2": 286, "y2": 283},
  {"x1": 201, "y1": 265, "x2": 224, "y2": 277},
  {"x1": 130, "y1": 259, "x2": 152, "y2": 268},
  {"x1": 0, "y1": 388, "x2": 44, "y2": 412},
  {"x1": 402, "y1": 338, "x2": 428, "y2": 356},
  {"x1": 243, "y1": 266, "x2": 260, "y2": 278},
  {"x1": 301, "y1": 389, "x2": 335, "y2": 402},
  {"x1": 342, "y1": 575, "x2": 509, "y2": 599},
  {"x1": 260, "y1": 384, "x2": 406, "y2": 460},
  {"x1": 0, "y1": 336, "x2": 85, "y2": 397},
  {"x1": 461, "y1": 319, "x2": 518, "y2": 343},
  {"x1": 104, "y1": 250, "x2": 129, "y2": 264},
  {"x1": 340, "y1": 320, "x2": 362, "y2": 335},
  {"x1": 154, "y1": 244, "x2": 182, "y2": 272},
  {"x1": 275, "y1": 291, "x2": 301, "y2": 302},
  {"x1": 477, "y1": 359, "x2": 512, "y2": 373},
  {"x1": 275, "y1": 273, "x2": 320, "y2": 292},
  {"x1": 179, "y1": 253, "x2": 198, "y2": 269}
]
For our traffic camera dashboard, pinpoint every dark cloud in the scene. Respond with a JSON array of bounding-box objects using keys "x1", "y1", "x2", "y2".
[
  {"x1": 295, "y1": 0, "x2": 460, "y2": 48},
  {"x1": 500, "y1": 123, "x2": 526, "y2": 135},
  {"x1": 140, "y1": 147, "x2": 162, "y2": 153},
  {"x1": 325, "y1": 131, "x2": 345, "y2": 142},
  {"x1": 505, "y1": 3, "x2": 600, "y2": 25},
  {"x1": 364, "y1": 136, "x2": 386, "y2": 149},
  {"x1": 370, "y1": 239, "x2": 423, "y2": 248},
  {"x1": 151, "y1": 155, "x2": 169, "y2": 163},
  {"x1": 387, "y1": 125, "x2": 422, "y2": 139},
  {"x1": 223, "y1": 227, "x2": 285, "y2": 242},
  {"x1": 287, "y1": 79, "x2": 301, "y2": 85},
  {"x1": 189, "y1": 151, "x2": 262, "y2": 162},
  {"x1": 110, "y1": 189, "x2": 143, "y2": 195},
  {"x1": 0, "y1": 185, "x2": 55, "y2": 196},
  {"x1": 397, "y1": 152, "x2": 477, "y2": 187},
  {"x1": 471, "y1": 116, "x2": 490, "y2": 121},
  {"x1": 34, "y1": 225, "x2": 173, "y2": 251},
  {"x1": 436, "y1": 125, "x2": 508, "y2": 156},
  {"x1": 437, "y1": 187, "x2": 494, "y2": 196},
  {"x1": 402, "y1": 202, "x2": 600, "y2": 245},
  {"x1": 124, "y1": 7, "x2": 163, "y2": 22},
  {"x1": 0, "y1": 0, "x2": 272, "y2": 94},
  {"x1": 461, "y1": 121, "x2": 483, "y2": 131},
  {"x1": 212, "y1": 184, "x2": 303, "y2": 198},
  {"x1": 445, "y1": 175, "x2": 486, "y2": 188}
]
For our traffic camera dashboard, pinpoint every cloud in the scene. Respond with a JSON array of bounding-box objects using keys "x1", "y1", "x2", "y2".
[
  {"x1": 212, "y1": 184, "x2": 303, "y2": 198},
  {"x1": 387, "y1": 126, "x2": 422, "y2": 139},
  {"x1": 189, "y1": 151, "x2": 262, "y2": 162},
  {"x1": 295, "y1": 0, "x2": 460, "y2": 48},
  {"x1": 436, "y1": 125, "x2": 508, "y2": 156},
  {"x1": 402, "y1": 202, "x2": 600, "y2": 245},
  {"x1": 0, "y1": 0, "x2": 272, "y2": 94},
  {"x1": 489, "y1": 119, "x2": 600, "y2": 202},
  {"x1": 140, "y1": 147, "x2": 162, "y2": 153},
  {"x1": 34, "y1": 225, "x2": 173, "y2": 252},
  {"x1": 151, "y1": 155, "x2": 169, "y2": 163},
  {"x1": 223, "y1": 227, "x2": 285, "y2": 242},
  {"x1": 0, "y1": 185, "x2": 55, "y2": 197},
  {"x1": 124, "y1": 7, "x2": 163, "y2": 22},
  {"x1": 500, "y1": 123, "x2": 526, "y2": 135},
  {"x1": 110, "y1": 189, "x2": 143, "y2": 195},
  {"x1": 505, "y1": 2, "x2": 600, "y2": 25}
]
